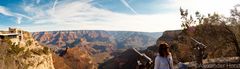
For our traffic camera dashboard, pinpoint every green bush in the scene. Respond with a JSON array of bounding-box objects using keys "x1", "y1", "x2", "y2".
[
  {"x1": 31, "y1": 47, "x2": 50, "y2": 55},
  {"x1": 7, "y1": 44, "x2": 25, "y2": 55},
  {"x1": 2, "y1": 37, "x2": 12, "y2": 45},
  {"x1": 26, "y1": 40, "x2": 32, "y2": 46},
  {"x1": 21, "y1": 49, "x2": 32, "y2": 59},
  {"x1": 43, "y1": 46, "x2": 50, "y2": 55},
  {"x1": 31, "y1": 49, "x2": 43, "y2": 55}
]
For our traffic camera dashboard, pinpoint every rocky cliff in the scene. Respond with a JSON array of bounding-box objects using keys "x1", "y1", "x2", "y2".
[
  {"x1": 52, "y1": 46, "x2": 97, "y2": 69},
  {"x1": 0, "y1": 31, "x2": 55, "y2": 69}
]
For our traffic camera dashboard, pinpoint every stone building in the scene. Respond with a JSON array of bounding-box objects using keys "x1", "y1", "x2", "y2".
[{"x1": 0, "y1": 28, "x2": 24, "y2": 45}]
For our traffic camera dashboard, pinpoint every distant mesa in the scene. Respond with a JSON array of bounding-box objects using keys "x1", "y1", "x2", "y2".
[{"x1": 32, "y1": 30, "x2": 162, "y2": 68}]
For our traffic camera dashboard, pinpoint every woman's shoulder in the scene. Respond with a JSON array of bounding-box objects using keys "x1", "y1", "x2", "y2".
[
  {"x1": 155, "y1": 55, "x2": 160, "y2": 59},
  {"x1": 168, "y1": 53, "x2": 173, "y2": 59},
  {"x1": 169, "y1": 52, "x2": 172, "y2": 55},
  {"x1": 155, "y1": 55, "x2": 160, "y2": 61},
  {"x1": 168, "y1": 53, "x2": 172, "y2": 56}
]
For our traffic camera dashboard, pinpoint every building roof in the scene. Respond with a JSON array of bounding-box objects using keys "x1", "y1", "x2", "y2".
[{"x1": 0, "y1": 33, "x2": 18, "y2": 36}]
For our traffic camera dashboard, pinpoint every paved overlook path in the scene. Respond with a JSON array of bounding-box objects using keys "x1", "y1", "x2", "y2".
[{"x1": 184, "y1": 57, "x2": 240, "y2": 68}]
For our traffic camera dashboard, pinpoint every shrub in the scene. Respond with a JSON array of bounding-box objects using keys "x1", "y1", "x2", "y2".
[
  {"x1": 43, "y1": 46, "x2": 50, "y2": 55},
  {"x1": 31, "y1": 49, "x2": 43, "y2": 55},
  {"x1": 7, "y1": 44, "x2": 24, "y2": 55},
  {"x1": 2, "y1": 37, "x2": 12, "y2": 45},
  {"x1": 26, "y1": 40, "x2": 32, "y2": 46},
  {"x1": 31, "y1": 47, "x2": 50, "y2": 55},
  {"x1": 21, "y1": 49, "x2": 32, "y2": 59}
]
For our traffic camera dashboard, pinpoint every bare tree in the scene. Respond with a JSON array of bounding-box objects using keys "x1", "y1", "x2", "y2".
[{"x1": 180, "y1": 5, "x2": 240, "y2": 57}]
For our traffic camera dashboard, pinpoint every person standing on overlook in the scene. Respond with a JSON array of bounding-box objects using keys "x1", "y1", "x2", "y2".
[{"x1": 154, "y1": 43, "x2": 174, "y2": 69}]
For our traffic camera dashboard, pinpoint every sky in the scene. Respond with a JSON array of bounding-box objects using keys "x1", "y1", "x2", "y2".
[{"x1": 0, "y1": 0, "x2": 239, "y2": 32}]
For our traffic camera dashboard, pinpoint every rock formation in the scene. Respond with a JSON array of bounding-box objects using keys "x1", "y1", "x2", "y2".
[{"x1": 0, "y1": 30, "x2": 55, "y2": 69}]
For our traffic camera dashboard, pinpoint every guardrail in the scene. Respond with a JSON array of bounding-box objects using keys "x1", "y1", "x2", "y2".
[{"x1": 132, "y1": 48, "x2": 153, "y2": 69}]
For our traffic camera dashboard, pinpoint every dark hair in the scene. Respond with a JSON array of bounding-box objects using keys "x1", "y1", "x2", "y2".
[{"x1": 158, "y1": 43, "x2": 170, "y2": 57}]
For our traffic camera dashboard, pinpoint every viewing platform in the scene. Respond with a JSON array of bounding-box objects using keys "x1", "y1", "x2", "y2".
[{"x1": 0, "y1": 28, "x2": 24, "y2": 45}]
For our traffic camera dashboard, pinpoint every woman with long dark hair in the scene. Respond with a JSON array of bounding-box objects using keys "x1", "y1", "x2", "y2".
[{"x1": 154, "y1": 43, "x2": 174, "y2": 69}]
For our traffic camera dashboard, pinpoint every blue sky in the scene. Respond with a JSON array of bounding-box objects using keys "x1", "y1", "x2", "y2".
[{"x1": 0, "y1": 0, "x2": 239, "y2": 32}]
